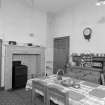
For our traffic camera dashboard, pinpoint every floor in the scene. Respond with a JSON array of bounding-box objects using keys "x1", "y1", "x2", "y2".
[{"x1": 0, "y1": 88, "x2": 32, "y2": 105}]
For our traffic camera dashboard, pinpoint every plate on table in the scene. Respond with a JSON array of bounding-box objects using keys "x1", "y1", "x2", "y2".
[{"x1": 73, "y1": 83, "x2": 80, "y2": 89}]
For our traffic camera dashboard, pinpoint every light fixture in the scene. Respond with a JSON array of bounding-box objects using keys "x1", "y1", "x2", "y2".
[{"x1": 96, "y1": 0, "x2": 105, "y2": 6}]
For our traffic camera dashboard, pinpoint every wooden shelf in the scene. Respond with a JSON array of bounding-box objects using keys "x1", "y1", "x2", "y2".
[{"x1": 72, "y1": 55, "x2": 105, "y2": 69}]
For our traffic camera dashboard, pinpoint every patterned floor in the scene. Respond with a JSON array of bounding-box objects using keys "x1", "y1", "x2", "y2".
[{"x1": 0, "y1": 88, "x2": 32, "y2": 105}]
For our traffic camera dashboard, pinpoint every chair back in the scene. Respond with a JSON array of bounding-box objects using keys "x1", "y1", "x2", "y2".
[
  {"x1": 47, "y1": 84, "x2": 69, "y2": 105},
  {"x1": 32, "y1": 80, "x2": 47, "y2": 105}
]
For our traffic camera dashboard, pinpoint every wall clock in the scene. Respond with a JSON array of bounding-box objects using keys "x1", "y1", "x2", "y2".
[{"x1": 83, "y1": 27, "x2": 92, "y2": 41}]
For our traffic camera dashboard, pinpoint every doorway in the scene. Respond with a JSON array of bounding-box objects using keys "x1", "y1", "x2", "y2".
[
  {"x1": 53, "y1": 36, "x2": 69, "y2": 74},
  {"x1": 0, "y1": 39, "x2": 2, "y2": 87}
]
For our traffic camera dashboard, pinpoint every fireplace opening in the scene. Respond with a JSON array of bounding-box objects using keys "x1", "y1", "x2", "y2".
[{"x1": 12, "y1": 61, "x2": 28, "y2": 89}]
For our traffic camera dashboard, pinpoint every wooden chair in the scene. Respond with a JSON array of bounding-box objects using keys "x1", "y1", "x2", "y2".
[
  {"x1": 47, "y1": 85, "x2": 69, "y2": 105},
  {"x1": 32, "y1": 80, "x2": 47, "y2": 105}
]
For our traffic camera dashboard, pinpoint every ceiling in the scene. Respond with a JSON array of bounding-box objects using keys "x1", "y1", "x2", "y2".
[{"x1": 26, "y1": 0, "x2": 82, "y2": 13}]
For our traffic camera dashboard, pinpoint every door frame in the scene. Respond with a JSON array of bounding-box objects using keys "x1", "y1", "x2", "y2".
[
  {"x1": 0, "y1": 39, "x2": 2, "y2": 87},
  {"x1": 53, "y1": 36, "x2": 70, "y2": 74}
]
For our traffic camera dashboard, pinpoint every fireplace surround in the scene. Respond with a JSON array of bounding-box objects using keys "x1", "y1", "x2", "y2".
[{"x1": 4, "y1": 45, "x2": 45, "y2": 90}]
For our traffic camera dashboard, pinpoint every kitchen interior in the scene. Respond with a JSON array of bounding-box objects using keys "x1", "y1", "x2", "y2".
[{"x1": 1, "y1": 0, "x2": 105, "y2": 105}]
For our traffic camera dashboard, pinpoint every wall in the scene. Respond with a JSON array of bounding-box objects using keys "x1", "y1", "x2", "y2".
[
  {"x1": 0, "y1": 0, "x2": 47, "y2": 87},
  {"x1": 53, "y1": 8, "x2": 73, "y2": 55},
  {"x1": 45, "y1": 13, "x2": 56, "y2": 74},
  {"x1": 53, "y1": 0, "x2": 105, "y2": 54},
  {"x1": 1, "y1": 0, "x2": 47, "y2": 45}
]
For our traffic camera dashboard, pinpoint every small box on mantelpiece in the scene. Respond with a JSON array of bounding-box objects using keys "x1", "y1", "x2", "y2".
[{"x1": 8, "y1": 41, "x2": 17, "y2": 45}]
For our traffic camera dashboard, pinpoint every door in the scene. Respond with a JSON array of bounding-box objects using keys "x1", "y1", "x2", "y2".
[{"x1": 53, "y1": 36, "x2": 69, "y2": 74}]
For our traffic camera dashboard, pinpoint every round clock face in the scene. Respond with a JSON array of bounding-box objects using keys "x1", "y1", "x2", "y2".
[
  {"x1": 83, "y1": 27, "x2": 92, "y2": 36},
  {"x1": 83, "y1": 27, "x2": 92, "y2": 41},
  {"x1": 84, "y1": 29, "x2": 90, "y2": 35}
]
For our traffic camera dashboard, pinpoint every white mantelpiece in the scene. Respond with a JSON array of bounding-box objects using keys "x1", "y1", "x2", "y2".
[{"x1": 4, "y1": 45, "x2": 45, "y2": 90}]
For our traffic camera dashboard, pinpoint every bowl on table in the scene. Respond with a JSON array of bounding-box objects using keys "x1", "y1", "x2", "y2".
[
  {"x1": 73, "y1": 83, "x2": 80, "y2": 89},
  {"x1": 60, "y1": 79, "x2": 75, "y2": 87}
]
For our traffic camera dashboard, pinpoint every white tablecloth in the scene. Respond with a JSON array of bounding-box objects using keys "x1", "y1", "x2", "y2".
[{"x1": 26, "y1": 75, "x2": 105, "y2": 105}]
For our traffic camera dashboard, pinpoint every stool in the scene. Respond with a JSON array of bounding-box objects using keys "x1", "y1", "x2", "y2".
[{"x1": 32, "y1": 80, "x2": 47, "y2": 105}]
